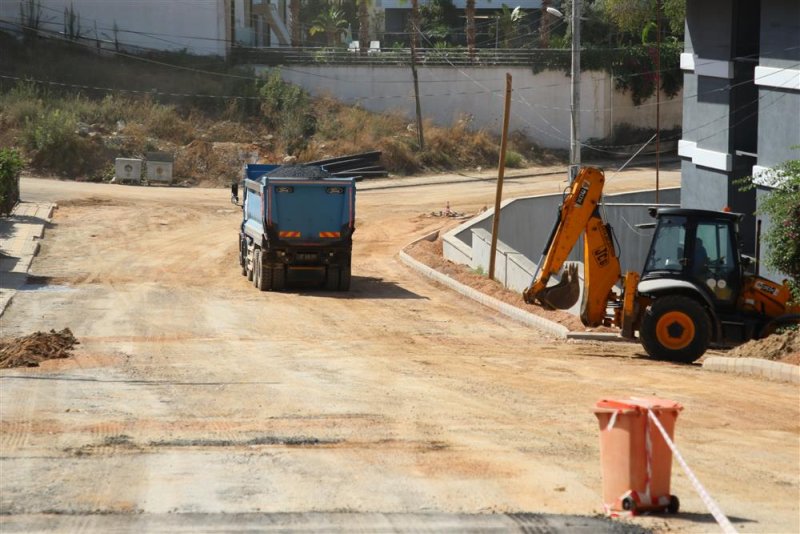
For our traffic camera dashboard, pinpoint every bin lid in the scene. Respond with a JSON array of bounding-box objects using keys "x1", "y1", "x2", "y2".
[{"x1": 593, "y1": 396, "x2": 683, "y2": 414}]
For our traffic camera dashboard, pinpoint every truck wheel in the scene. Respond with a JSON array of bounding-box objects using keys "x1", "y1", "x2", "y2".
[
  {"x1": 640, "y1": 295, "x2": 711, "y2": 363},
  {"x1": 272, "y1": 265, "x2": 286, "y2": 291},
  {"x1": 239, "y1": 239, "x2": 247, "y2": 276},
  {"x1": 256, "y1": 253, "x2": 270, "y2": 292},
  {"x1": 252, "y1": 249, "x2": 261, "y2": 288},
  {"x1": 325, "y1": 266, "x2": 340, "y2": 291},
  {"x1": 246, "y1": 248, "x2": 254, "y2": 282},
  {"x1": 338, "y1": 264, "x2": 351, "y2": 291}
]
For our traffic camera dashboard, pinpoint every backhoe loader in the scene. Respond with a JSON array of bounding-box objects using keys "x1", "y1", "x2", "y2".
[{"x1": 523, "y1": 166, "x2": 799, "y2": 363}]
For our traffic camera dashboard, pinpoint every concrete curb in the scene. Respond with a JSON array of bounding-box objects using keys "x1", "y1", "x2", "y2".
[
  {"x1": 0, "y1": 202, "x2": 56, "y2": 318},
  {"x1": 399, "y1": 232, "x2": 570, "y2": 338},
  {"x1": 566, "y1": 332, "x2": 632, "y2": 343},
  {"x1": 703, "y1": 357, "x2": 799, "y2": 384}
]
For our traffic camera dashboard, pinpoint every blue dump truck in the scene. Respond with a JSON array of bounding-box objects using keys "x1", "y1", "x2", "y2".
[{"x1": 238, "y1": 164, "x2": 356, "y2": 291}]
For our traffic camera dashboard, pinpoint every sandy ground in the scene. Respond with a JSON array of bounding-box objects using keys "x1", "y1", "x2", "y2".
[{"x1": 1, "y1": 164, "x2": 798, "y2": 533}]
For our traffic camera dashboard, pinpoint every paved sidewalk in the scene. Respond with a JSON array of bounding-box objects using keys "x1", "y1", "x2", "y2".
[{"x1": 0, "y1": 201, "x2": 55, "y2": 318}]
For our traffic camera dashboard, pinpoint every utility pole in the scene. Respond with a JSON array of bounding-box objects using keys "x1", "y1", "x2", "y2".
[
  {"x1": 570, "y1": 0, "x2": 581, "y2": 181},
  {"x1": 655, "y1": 0, "x2": 662, "y2": 203},
  {"x1": 410, "y1": 0, "x2": 425, "y2": 150},
  {"x1": 489, "y1": 74, "x2": 513, "y2": 280}
]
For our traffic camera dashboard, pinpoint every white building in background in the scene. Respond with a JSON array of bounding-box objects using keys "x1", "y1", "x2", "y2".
[{"x1": 0, "y1": 0, "x2": 292, "y2": 56}]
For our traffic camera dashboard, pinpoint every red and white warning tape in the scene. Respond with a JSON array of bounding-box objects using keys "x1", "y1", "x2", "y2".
[{"x1": 647, "y1": 409, "x2": 738, "y2": 534}]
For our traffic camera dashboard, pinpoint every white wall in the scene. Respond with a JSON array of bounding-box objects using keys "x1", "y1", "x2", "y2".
[
  {"x1": 1, "y1": 0, "x2": 228, "y2": 56},
  {"x1": 265, "y1": 65, "x2": 682, "y2": 151}
]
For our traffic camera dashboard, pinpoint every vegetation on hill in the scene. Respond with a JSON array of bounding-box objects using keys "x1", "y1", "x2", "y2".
[{"x1": 0, "y1": 33, "x2": 558, "y2": 184}]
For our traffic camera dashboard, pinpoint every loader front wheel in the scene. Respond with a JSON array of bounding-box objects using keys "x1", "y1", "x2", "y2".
[{"x1": 640, "y1": 295, "x2": 711, "y2": 363}]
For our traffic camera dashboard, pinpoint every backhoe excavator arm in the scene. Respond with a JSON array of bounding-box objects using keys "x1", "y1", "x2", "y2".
[{"x1": 522, "y1": 167, "x2": 621, "y2": 327}]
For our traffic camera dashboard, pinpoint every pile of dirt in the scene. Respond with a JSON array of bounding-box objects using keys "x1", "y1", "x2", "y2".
[
  {"x1": 406, "y1": 238, "x2": 606, "y2": 333},
  {"x1": 726, "y1": 329, "x2": 800, "y2": 365},
  {"x1": 0, "y1": 329, "x2": 79, "y2": 369}
]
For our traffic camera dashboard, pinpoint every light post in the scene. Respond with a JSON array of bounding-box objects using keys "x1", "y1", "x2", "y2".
[{"x1": 546, "y1": 3, "x2": 581, "y2": 180}]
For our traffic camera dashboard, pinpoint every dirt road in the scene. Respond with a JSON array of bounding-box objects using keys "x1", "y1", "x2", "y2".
[{"x1": 1, "y1": 166, "x2": 798, "y2": 532}]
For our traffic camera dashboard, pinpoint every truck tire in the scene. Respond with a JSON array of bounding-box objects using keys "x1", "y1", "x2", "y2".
[
  {"x1": 338, "y1": 263, "x2": 351, "y2": 291},
  {"x1": 239, "y1": 240, "x2": 247, "y2": 276},
  {"x1": 640, "y1": 295, "x2": 711, "y2": 363},
  {"x1": 255, "y1": 251, "x2": 270, "y2": 291},
  {"x1": 252, "y1": 249, "x2": 261, "y2": 288},
  {"x1": 325, "y1": 266, "x2": 340, "y2": 291},
  {"x1": 272, "y1": 265, "x2": 286, "y2": 291},
  {"x1": 246, "y1": 248, "x2": 254, "y2": 282}
]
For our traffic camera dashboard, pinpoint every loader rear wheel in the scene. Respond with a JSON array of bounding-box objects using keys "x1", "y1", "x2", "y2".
[
  {"x1": 640, "y1": 295, "x2": 710, "y2": 363},
  {"x1": 271, "y1": 265, "x2": 286, "y2": 291},
  {"x1": 338, "y1": 264, "x2": 351, "y2": 291}
]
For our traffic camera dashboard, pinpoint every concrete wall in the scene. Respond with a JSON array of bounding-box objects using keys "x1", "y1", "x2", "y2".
[
  {"x1": 444, "y1": 187, "x2": 681, "y2": 293},
  {"x1": 1, "y1": 0, "x2": 229, "y2": 55},
  {"x1": 270, "y1": 65, "x2": 682, "y2": 151}
]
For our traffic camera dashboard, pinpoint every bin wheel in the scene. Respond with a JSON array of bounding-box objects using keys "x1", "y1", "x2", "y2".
[
  {"x1": 667, "y1": 495, "x2": 680, "y2": 514},
  {"x1": 622, "y1": 496, "x2": 636, "y2": 512}
]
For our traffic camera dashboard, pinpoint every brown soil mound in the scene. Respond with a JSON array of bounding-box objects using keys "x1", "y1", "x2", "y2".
[
  {"x1": 0, "y1": 329, "x2": 79, "y2": 369},
  {"x1": 406, "y1": 238, "x2": 608, "y2": 333},
  {"x1": 726, "y1": 329, "x2": 799, "y2": 365}
]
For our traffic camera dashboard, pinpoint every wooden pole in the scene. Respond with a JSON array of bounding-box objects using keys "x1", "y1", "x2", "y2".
[
  {"x1": 410, "y1": 0, "x2": 424, "y2": 150},
  {"x1": 655, "y1": 0, "x2": 661, "y2": 203},
  {"x1": 489, "y1": 73, "x2": 513, "y2": 280}
]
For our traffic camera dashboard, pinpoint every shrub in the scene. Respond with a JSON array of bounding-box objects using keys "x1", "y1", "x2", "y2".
[
  {"x1": 0, "y1": 148, "x2": 23, "y2": 216},
  {"x1": 757, "y1": 159, "x2": 800, "y2": 300},
  {"x1": 505, "y1": 150, "x2": 525, "y2": 168},
  {"x1": 23, "y1": 109, "x2": 102, "y2": 176},
  {"x1": 0, "y1": 80, "x2": 43, "y2": 127}
]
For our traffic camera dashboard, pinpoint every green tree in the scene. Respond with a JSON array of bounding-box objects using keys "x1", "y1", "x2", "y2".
[
  {"x1": 751, "y1": 158, "x2": 800, "y2": 299},
  {"x1": 493, "y1": 4, "x2": 525, "y2": 48},
  {"x1": 419, "y1": 0, "x2": 460, "y2": 44},
  {"x1": 600, "y1": 0, "x2": 685, "y2": 39},
  {"x1": 308, "y1": 5, "x2": 349, "y2": 46}
]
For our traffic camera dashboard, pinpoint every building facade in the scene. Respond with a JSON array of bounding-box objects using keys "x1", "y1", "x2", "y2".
[{"x1": 679, "y1": 0, "x2": 800, "y2": 266}]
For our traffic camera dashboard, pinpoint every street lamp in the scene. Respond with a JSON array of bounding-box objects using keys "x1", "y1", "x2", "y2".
[{"x1": 546, "y1": 3, "x2": 581, "y2": 180}]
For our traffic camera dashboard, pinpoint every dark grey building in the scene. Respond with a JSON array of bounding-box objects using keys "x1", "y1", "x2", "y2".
[{"x1": 679, "y1": 0, "x2": 800, "y2": 272}]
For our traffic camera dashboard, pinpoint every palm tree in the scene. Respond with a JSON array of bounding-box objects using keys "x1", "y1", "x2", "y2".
[
  {"x1": 465, "y1": 0, "x2": 476, "y2": 59},
  {"x1": 357, "y1": 0, "x2": 371, "y2": 54},
  {"x1": 539, "y1": 0, "x2": 551, "y2": 47},
  {"x1": 309, "y1": 6, "x2": 349, "y2": 46},
  {"x1": 290, "y1": 0, "x2": 301, "y2": 46}
]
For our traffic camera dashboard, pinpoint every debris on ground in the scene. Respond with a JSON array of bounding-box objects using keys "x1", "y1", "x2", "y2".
[
  {"x1": 0, "y1": 328, "x2": 79, "y2": 369},
  {"x1": 726, "y1": 329, "x2": 799, "y2": 365},
  {"x1": 430, "y1": 201, "x2": 468, "y2": 218}
]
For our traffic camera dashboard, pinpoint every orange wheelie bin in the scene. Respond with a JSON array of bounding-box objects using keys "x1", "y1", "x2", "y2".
[{"x1": 593, "y1": 397, "x2": 682, "y2": 516}]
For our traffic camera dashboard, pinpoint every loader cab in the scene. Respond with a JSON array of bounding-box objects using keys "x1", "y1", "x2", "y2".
[{"x1": 642, "y1": 209, "x2": 744, "y2": 309}]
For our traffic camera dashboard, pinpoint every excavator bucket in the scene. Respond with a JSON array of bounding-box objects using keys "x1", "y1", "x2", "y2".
[{"x1": 536, "y1": 263, "x2": 580, "y2": 310}]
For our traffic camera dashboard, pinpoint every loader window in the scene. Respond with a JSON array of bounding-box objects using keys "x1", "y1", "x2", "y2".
[
  {"x1": 645, "y1": 215, "x2": 687, "y2": 273},
  {"x1": 693, "y1": 221, "x2": 737, "y2": 303}
]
